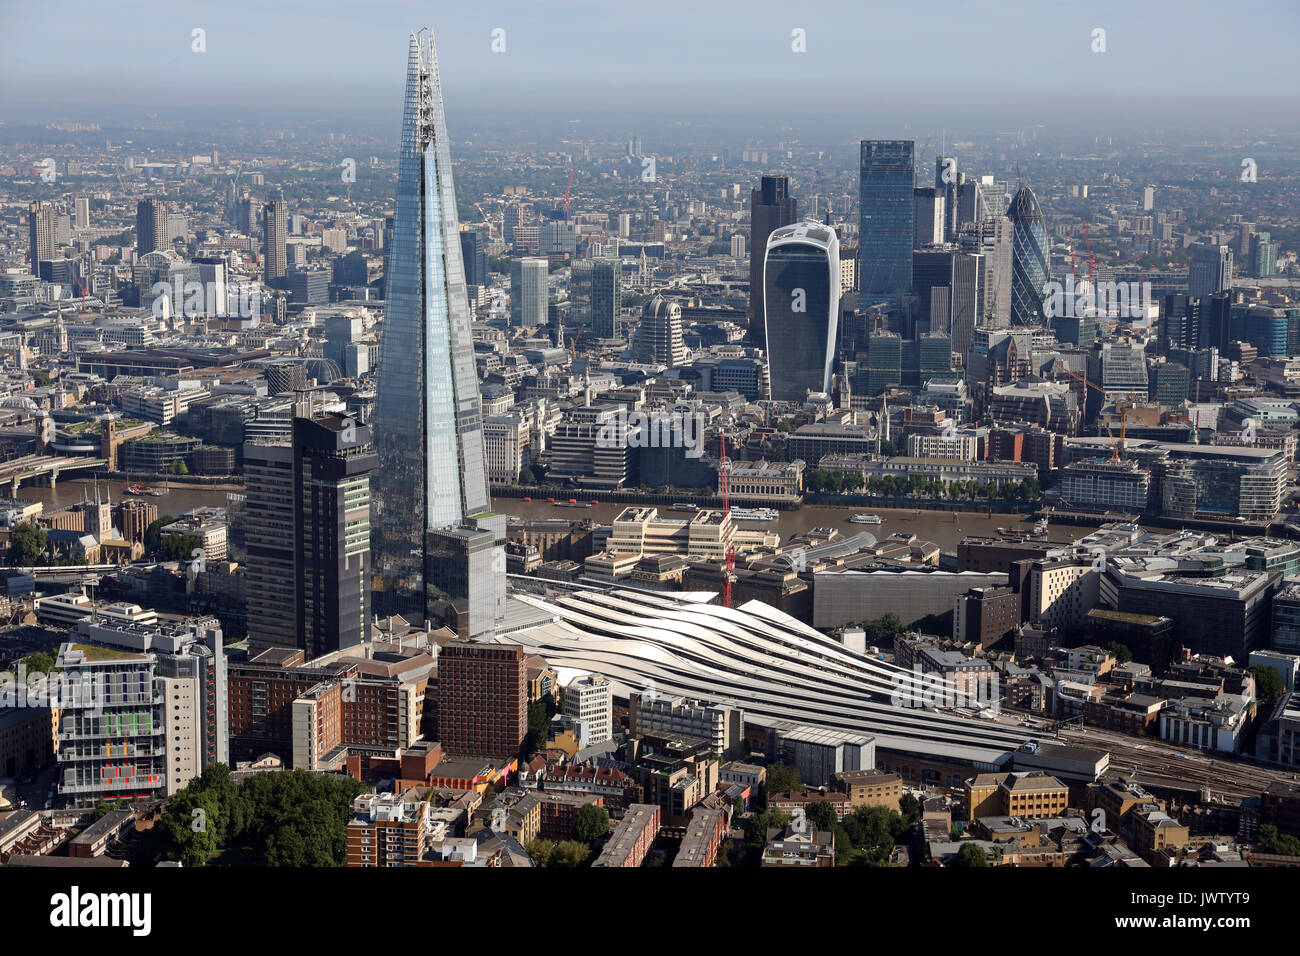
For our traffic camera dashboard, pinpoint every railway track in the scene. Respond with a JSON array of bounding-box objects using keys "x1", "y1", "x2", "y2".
[{"x1": 1058, "y1": 727, "x2": 1299, "y2": 800}]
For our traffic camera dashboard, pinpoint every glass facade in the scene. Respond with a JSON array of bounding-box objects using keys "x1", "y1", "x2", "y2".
[
  {"x1": 858, "y1": 140, "x2": 915, "y2": 308},
  {"x1": 372, "y1": 31, "x2": 497, "y2": 626},
  {"x1": 763, "y1": 221, "x2": 840, "y2": 402},
  {"x1": 1007, "y1": 185, "x2": 1050, "y2": 326}
]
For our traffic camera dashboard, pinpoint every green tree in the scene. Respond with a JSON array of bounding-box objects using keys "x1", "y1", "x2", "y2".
[
  {"x1": 747, "y1": 809, "x2": 790, "y2": 847},
  {"x1": 91, "y1": 799, "x2": 123, "y2": 821},
  {"x1": 7, "y1": 522, "x2": 46, "y2": 566},
  {"x1": 526, "y1": 838, "x2": 555, "y2": 866},
  {"x1": 954, "y1": 842, "x2": 989, "y2": 867},
  {"x1": 899, "y1": 792, "x2": 922, "y2": 828},
  {"x1": 143, "y1": 516, "x2": 176, "y2": 552},
  {"x1": 764, "y1": 764, "x2": 802, "y2": 797},
  {"x1": 169, "y1": 458, "x2": 189, "y2": 475},
  {"x1": 805, "y1": 801, "x2": 838, "y2": 832},
  {"x1": 573, "y1": 803, "x2": 610, "y2": 844},
  {"x1": 1259, "y1": 824, "x2": 1300, "y2": 856},
  {"x1": 1105, "y1": 641, "x2": 1134, "y2": 665},
  {"x1": 518, "y1": 466, "x2": 537, "y2": 485},
  {"x1": 21, "y1": 650, "x2": 57, "y2": 674},
  {"x1": 1250, "y1": 665, "x2": 1285, "y2": 705},
  {"x1": 550, "y1": 839, "x2": 590, "y2": 867}
]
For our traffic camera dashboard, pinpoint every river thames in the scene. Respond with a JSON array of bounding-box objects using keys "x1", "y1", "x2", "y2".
[{"x1": 20, "y1": 478, "x2": 1103, "y2": 553}]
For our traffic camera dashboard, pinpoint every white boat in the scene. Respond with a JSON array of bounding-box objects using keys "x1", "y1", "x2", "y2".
[
  {"x1": 729, "y1": 507, "x2": 778, "y2": 522},
  {"x1": 848, "y1": 513, "x2": 883, "y2": 525}
]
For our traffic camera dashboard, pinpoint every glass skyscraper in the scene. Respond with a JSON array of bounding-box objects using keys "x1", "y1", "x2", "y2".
[
  {"x1": 763, "y1": 220, "x2": 840, "y2": 402},
  {"x1": 749, "y1": 175, "x2": 797, "y2": 347},
  {"x1": 372, "y1": 30, "x2": 504, "y2": 635},
  {"x1": 1007, "y1": 184, "x2": 1050, "y2": 326},
  {"x1": 858, "y1": 140, "x2": 915, "y2": 309}
]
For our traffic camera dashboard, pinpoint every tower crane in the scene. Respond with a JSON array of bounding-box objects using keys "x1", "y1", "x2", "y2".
[{"x1": 1062, "y1": 366, "x2": 1127, "y2": 463}]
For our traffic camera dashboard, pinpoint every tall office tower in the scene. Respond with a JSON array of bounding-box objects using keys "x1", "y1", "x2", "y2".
[
  {"x1": 293, "y1": 415, "x2": 378, "y2": 658},
  {"x1": 1158, "y1": 294, "x2": 1201, "y2": 353},
  {"x1": 503, "y1": 203, "x2": 527, "y2": 244},
  {"x1": 135, "y1": 198, "x2": 168, "y2": 257},
  {"x1": 371, "y1": 30, "x2": 504, "y2": 636},
  {"x1": 956, "y1": 176, "x2": 1008, "y2": 230},
  {"x1": 245, "y1": 416, "x2": 378, "y2": 657},
  {"x1": 913, "y1": 248, "x2": 982, "y2": 353},
  {"x1": 73, "y1": 196, "x2": 90, "y2": 230},
  {"x1": 638, "y1": 293, "x2": 686, "y2": 366},
  {"x1": 459, "y1": 227, "x2": 488, "y2": 287},
  {"x1": 234, "y1": 197, "x2": 254, "y2": 234},
  {"x1": 1007, "y1": 185, "x2": 1050, "y2": 326},
  {"x1": 731, "y1": 233, "x2": 746, "y2": 259},
  {"x1": 748, "y1": 174, "x2": 798, "y2": 346},
  {"x1": 913, "y1": 187, "x2": 944, "y2": 247},
  {"x1": 1188, "y1": 243, "x2": 1233, "y2": 299},
  {"x1": 935, "y1": 155, "x2": 958, "y2": 240},
  {"x1": 764, "y1": 220, "x2": 841, "y2": 402},
  {"x1": 570, "y1": 257, "x2": 621, "y2": 336},
  {"x1": 961, "y1": 216, "x2": 1013, "y2": 328},
  {"x1": 858, "y1": 140, "x2": 916, "y2": 309},
  {"x1": 618, "y1": 213, "x2": 631, "y2": 238},
  {"x1": 511, "y1": 257, "x2": 548, "y2": 327},
  {"x1": 27, "y1": 201, "x2": 54, "y2": 275},
  {"x1": 564, "y1": 673, "x2": 613, "y2": 747},
  {"x1": 438, "y1": 642, "x2": 526, "y2": 758},
  {"x1": 1249, "y1": 232, "x2": 1278, "y2": 279},
  {"x1": 243, "y1": 440, "x2": 302, "y2": 652},
  {"x1": 589, "y1": 257, "x2": 622, "y2": 338},
  {"x1": 262, "y1": 200, "x2": 287, "y2": 284},
  {"x1": 1143, "y1": 186, "x2": 1155, "y2": 211}
]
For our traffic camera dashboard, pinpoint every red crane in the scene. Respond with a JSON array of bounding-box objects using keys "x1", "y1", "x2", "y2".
[
  {"x1": 563, "y1": 170, "x2": 575, "y2": 222},
  {"x1": 1081, "y1": 218, "x2": 1096, "y2": 281},
  {"x1": 720, "y1": 436, "x2": 735, "y2": 608}
]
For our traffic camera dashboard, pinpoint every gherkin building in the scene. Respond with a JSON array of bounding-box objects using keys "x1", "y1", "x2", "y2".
[{"x1": 1007, "y1": 184, "x2": 1051, "y2": 327}]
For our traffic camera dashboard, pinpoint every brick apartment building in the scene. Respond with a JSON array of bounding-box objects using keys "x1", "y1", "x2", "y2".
[{"x1": 437, "y1": 642, "x2": 527, "y2": 759}]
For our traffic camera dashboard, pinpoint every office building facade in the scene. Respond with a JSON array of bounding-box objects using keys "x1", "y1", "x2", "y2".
[
  {"x1": 1007, "y1": 185, "x2": 1050, "y2": 326},
  {"x1": 764, "y1": 220, "x2": 841, "y2": 401},
  {"x1": 749, "y1": 175, "x2": 798, "y2": 346},
  {"x1": 511, "y1": 257, "x2": 548, "y2": 328},
  {"x1": 858, "y1": 140, "x2": 915, "y2": 308}
]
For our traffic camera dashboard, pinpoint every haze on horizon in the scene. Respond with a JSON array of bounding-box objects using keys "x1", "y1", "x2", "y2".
[{"x1": 1, "y1": 0, "x2": 1297, "y2": 131}]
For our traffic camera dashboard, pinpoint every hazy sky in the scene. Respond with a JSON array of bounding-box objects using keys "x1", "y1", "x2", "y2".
[{"x1": 2, "y1": 0, "x2": 1297, "y2": 122}]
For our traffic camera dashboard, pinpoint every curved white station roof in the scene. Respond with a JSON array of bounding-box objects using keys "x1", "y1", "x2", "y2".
[{"x1": 508, "y1": 588, "x2": 1044, "y2": 767}]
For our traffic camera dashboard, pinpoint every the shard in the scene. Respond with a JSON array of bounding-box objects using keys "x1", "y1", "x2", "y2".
[{"x1": 372, "y1": 30, "x2": 504, "y2": 636}]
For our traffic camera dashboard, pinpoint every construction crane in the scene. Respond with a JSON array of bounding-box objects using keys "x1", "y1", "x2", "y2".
[
  {"x1": 719, "y1": 436, "x2": 735, "y2": 608},
  {"x1": 1062, "y1": 367, "x2": 1126, "y2": 462}
]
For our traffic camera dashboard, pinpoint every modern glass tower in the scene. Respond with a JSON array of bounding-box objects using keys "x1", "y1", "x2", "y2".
[
  {"x1": 764, "y1": 220, "x2": 840, "y2": 402},
  {"x1": 748, "y1": 175, "x2": 797, "y2": 347},
  {"x1": 372, "y1": 30, "x2": 504, "y2": 635},
  {"x1": 858, "y1": 140, "x2": 915, "y2": 309},
  {"x1": 1007, "y1": 184, "x2": 1050, "y2": 326}
]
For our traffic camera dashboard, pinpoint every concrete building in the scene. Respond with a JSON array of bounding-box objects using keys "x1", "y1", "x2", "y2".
[
  {"x1": 564, "y1": 674, "x2": 613, "y2": 747},
  {"x1": 629, "y1": 693, "x2": 744, "y2": 758}
]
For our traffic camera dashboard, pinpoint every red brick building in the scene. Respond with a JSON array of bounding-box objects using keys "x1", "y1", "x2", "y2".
[{"x1": 437, "y1": 642, "x2": 526, "y2": 759}]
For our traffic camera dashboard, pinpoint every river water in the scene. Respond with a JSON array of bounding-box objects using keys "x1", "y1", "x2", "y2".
[{"x1": 24, "y1": 478, "x2": 1100, "y2": 553}]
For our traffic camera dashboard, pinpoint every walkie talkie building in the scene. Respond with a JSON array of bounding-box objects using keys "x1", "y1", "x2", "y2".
[
  {"x1": 371, "y1": 30, "x2": 505, "y2": 635},
  {"x1": 763, "y1": 220, "x2": 841, "y2": 402}
]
